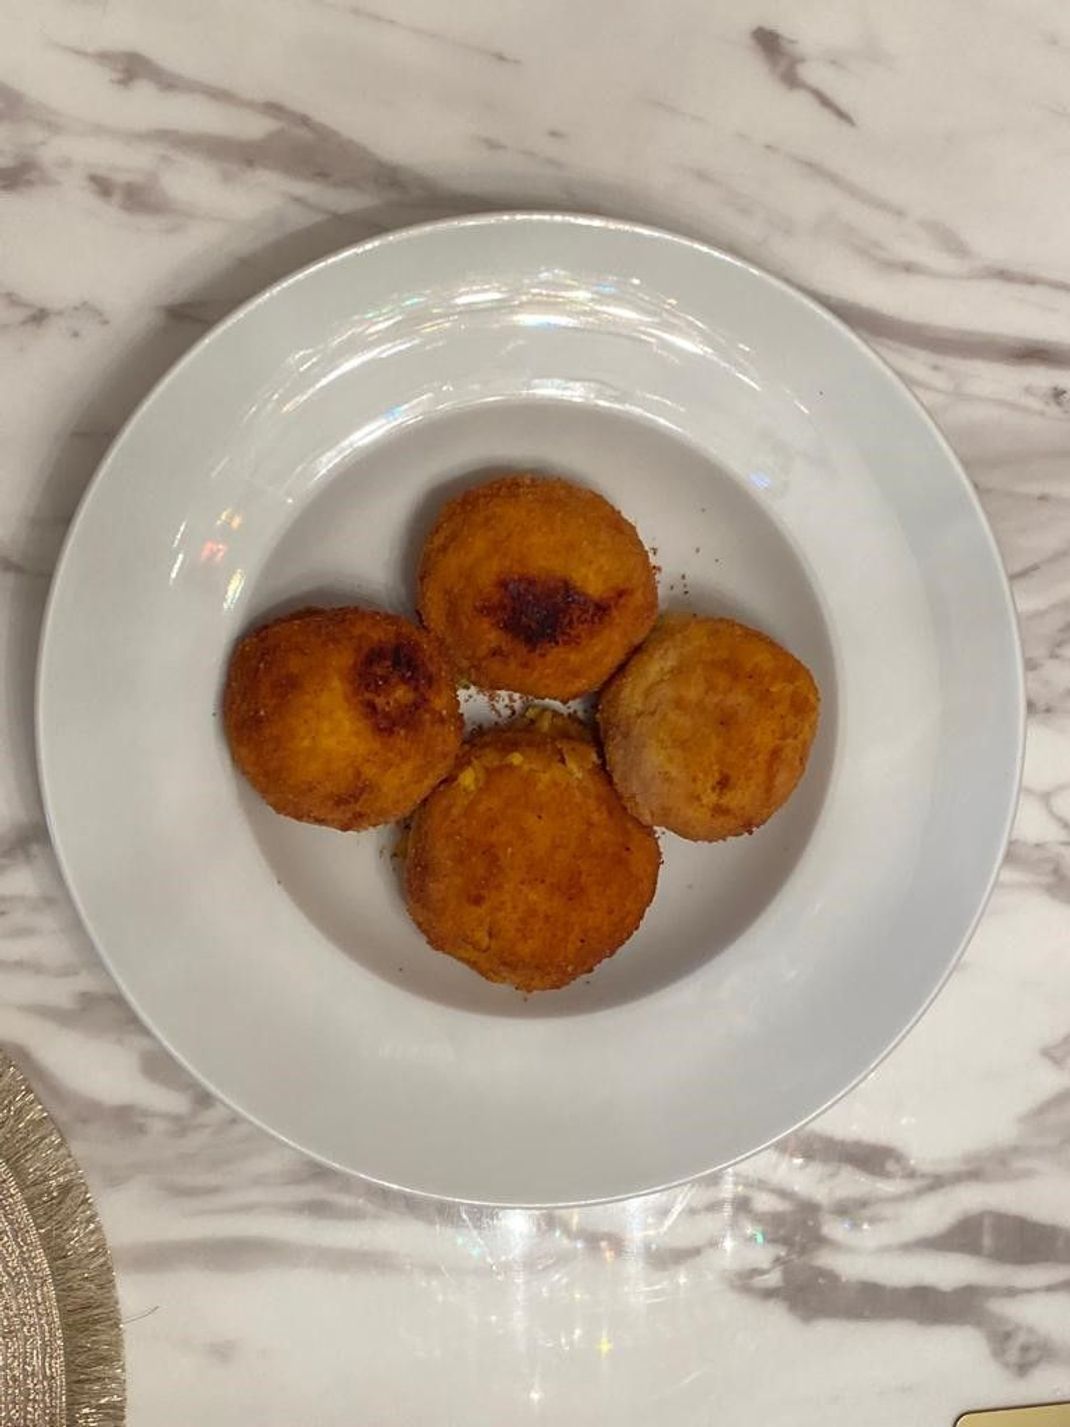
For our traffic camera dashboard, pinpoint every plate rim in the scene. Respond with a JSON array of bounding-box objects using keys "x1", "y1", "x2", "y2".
[{"x1": 35, "y1": 210, "x2": 1027, "y2": 1206}]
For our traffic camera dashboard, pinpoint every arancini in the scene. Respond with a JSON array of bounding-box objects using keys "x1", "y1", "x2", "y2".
[
  {"x1": 417, "y1": 474, "x2": 657, "y2": 699},
  {"x1": 404, "y1": 716, "x2": 660, "y2": 991},
  {"x1": 598, "y1": 614, "x2": 819, "y2": 841},
  {"x1": 223, "y1": 606, "x2": 461, "y2": 831}
]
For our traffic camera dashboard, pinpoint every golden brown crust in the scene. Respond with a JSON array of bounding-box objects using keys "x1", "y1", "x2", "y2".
[
  {"x1": 598, "y1": 615, "x2": 820, "y2": 841},
  {"x1": 404, "y1": 720, "x2": 661, "y2": 991},
  {"x1": 417, "y1": 475, "x2": 657, "y2": 699},
  {"x1": 223, "y1": 606, "x2": 462, "y2": 831}
]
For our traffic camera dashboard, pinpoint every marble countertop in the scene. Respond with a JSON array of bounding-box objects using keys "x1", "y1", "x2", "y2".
[{"x1": 3, "y1": 2, "x2": 1069, "y2": 1422}]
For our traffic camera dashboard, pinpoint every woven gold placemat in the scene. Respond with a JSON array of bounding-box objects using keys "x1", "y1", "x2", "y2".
[{"x1": 0, "y1": 1051, "x2": 124, "y2": 1426}]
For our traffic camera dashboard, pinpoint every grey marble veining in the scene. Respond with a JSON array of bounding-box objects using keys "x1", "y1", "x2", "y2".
[{"x1": 2, "y1": 2, "x2": 1069, "y2": 1422}]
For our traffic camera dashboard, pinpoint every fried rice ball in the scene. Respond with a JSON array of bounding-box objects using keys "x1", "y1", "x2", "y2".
[
  {"x1": 223, "y1": 606, "x2": 462, "y2": 831},
  {"x1": 417, "y1": 474, "x2": 658, "y2": 700},
  {"x1": 599, "y1": 615, "x2": 820, "y2": 842},
  {"x1": 404, "y1": 714, "x2": 661, "y2": 991}
]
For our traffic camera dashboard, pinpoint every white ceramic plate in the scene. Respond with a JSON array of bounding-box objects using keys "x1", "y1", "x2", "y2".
[{"x1": 37, "y1": 213, "x2": 1023, "y2": 1205}]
